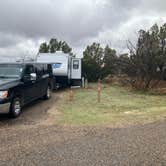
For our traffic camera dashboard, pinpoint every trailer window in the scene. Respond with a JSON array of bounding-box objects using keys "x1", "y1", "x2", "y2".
[
  {"x1": 52, "y1": 63, "x2": 62, "y2": 69},
  {"x1": 73, "y1": 60, "x2": 79, "y2": 69}
]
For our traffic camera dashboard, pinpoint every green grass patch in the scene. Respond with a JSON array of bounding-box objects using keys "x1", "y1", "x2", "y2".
[{"x1": 56, "y1": 84, "x2": 166, "y2": 126}]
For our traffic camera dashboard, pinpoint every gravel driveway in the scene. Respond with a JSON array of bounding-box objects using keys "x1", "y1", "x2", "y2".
[{"x1": 0, "y1": 92, "x2": 166, "y2": 166}]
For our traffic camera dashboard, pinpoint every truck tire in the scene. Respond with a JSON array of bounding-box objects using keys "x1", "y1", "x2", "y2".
[
  {"x1": 43, "y1": 86, "x2": 51, "y2": 100},
  {"x1": 9, "y1": 97, "x2": 22, "y2": 118}
]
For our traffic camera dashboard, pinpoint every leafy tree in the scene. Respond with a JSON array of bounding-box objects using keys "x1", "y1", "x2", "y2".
[
  {"x1": 39, "y1": 42, "x2": 49, "y2": 53},
  {"x1": 118, "y1": 53, "x2": 130, "y2": 74},
  {"x1": 159, "y1": 23, "x2": 166, "y2": 79},
  {"x1": 61, "y1": 41, "x2": 72, "y2": 53},
  {"x1": 159, "y1": 23, "x2": 166, "y2": 68},
  {"x1": 102, "y1": 45, "x2": 118, "y2": 77},
  {"x1": 83, "y1": 43, "x2": 121, "y2": 81},
  {"x1": 49, "y1": 38, "x2": 59, "y2": 53},
  {"x1": 39, "y1": 38, "x2": 72, "y2": 54},
  {"x1": 83, "y1": 43, "x2": 104, "y2": 81},
  {"x1": 126, "y1": 24, "x2": 166, "y2": 89}
]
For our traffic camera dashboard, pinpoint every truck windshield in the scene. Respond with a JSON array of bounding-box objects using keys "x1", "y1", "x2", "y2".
[{"x1": 0, "y1": 65, "x2": 23, "y2": 78}]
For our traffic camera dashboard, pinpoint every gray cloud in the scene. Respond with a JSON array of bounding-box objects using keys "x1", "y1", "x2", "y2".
[
  {"x1": 0, "y1": 0, "x2": 135, "y2": 40},
  {"x1": 0, "y1": 32, "x2": 25, "y2": 47},
  {"x1": 0, "y1": 0, "x2": 165, "y2": 57}
]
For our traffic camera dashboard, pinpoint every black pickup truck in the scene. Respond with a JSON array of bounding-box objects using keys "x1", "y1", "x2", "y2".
[{"x1": 0, "y1": 63, "x2": 53, "y2": 118}]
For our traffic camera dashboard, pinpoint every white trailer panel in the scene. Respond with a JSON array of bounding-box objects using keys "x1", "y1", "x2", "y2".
[
  {"x1": 71, "y1": 58, "x2": 82, "y2": 79},
  {"x1": 36, "y1": 52, "x2": 82, "y2": 87},
  {"x1": 37, "y1": 53, "x2": 69, "y2": 77}
]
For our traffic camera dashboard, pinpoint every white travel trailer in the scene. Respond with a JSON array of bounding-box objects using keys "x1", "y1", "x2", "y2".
[{"x1": 36, "y1": 52, "x2": 82, "y2": 88}]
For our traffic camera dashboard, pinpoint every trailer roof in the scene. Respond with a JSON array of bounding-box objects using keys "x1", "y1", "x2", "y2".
[
  {"x1": 38, "y1": 52, "x2": 69, "y2": 57},
  {"x1": 37, "y1": 53, "x2": 71, "y2": 63}
]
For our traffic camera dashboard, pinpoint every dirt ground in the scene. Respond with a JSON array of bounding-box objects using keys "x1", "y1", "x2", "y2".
[{"x1": 0, "y1": 91, "x2": 166, "y2": 166}]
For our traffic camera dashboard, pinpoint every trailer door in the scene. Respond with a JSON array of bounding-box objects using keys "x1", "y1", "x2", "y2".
[{"x1": 71, "y1": 58, "x2": 81, "y2": 80}]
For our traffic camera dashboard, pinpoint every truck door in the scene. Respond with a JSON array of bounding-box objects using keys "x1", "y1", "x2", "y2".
[
  {"x1": 23, "y1": 65, "x2": 38, "y2": 104},
  {"x1": 35, "y1": 64, "x2": 49, "y2": 97}
]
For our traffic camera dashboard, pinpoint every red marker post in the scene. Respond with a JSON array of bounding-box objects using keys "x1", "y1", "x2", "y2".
[
  {"x1": 98, "y1": 79, "x2": 101, "y2": 103},
  {"x1": 69, "y1": 88, "x2": 74, "y2": 102}
]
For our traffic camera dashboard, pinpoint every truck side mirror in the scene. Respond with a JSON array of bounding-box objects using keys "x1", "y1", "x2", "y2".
[
  {"x1": 23, "y1": 73, "x2": 37, "y2": 82},
  {"x1": 30, "y1": 73, "x2": 37, "y2": 81}
]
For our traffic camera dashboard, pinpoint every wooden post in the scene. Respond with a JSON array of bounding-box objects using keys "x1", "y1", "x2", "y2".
[
  {"x1": 85, "y1": 78, "x2": 88, "y2": 89},
  {"x1": 98, "y1": 79, "x2": 101, "y2": 103},
  {"x1": 82, "y1": 77, "x2": 85, "y2": 88},
  {"x1": 69, "y1": 88, "x2": 74, "y2": 101}
]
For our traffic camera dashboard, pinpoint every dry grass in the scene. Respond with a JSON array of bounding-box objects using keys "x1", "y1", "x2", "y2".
[{"x1": 56, "y1": 84, "x2": 166, "y2": 126}]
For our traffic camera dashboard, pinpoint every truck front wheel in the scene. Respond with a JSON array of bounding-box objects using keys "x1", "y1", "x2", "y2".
[
  {"x1": 9, "y1": 97, "x2": 22, "y2": 118},
  {"x1": 43, "y1": 86, "x2": 51, "y2": 100}
]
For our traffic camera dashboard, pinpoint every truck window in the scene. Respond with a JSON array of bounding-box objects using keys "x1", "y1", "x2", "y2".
[
  {"x1": 0, "y1": 64, "x2": 23, "y2": 78},
  {"x1": 35, "y1": 64, "x2": 44, "y2": 78},
  {"x1": 25, "y1": 65, "x2": 35, "y2": 75}
]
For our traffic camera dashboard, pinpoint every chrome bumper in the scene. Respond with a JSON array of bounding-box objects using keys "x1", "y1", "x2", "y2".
[{"x1": 0, "y1": 103, "x2": 10, "y2": 113}]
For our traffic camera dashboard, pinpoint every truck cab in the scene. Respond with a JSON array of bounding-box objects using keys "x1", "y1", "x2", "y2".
[{"x1": 0, "y1": 63, "x2": 53, "y2": 118}]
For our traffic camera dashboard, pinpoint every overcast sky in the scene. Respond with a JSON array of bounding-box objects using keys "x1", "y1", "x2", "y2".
[{"x1": 0, "y1": 0, "x2": 166, "y2": 58}]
